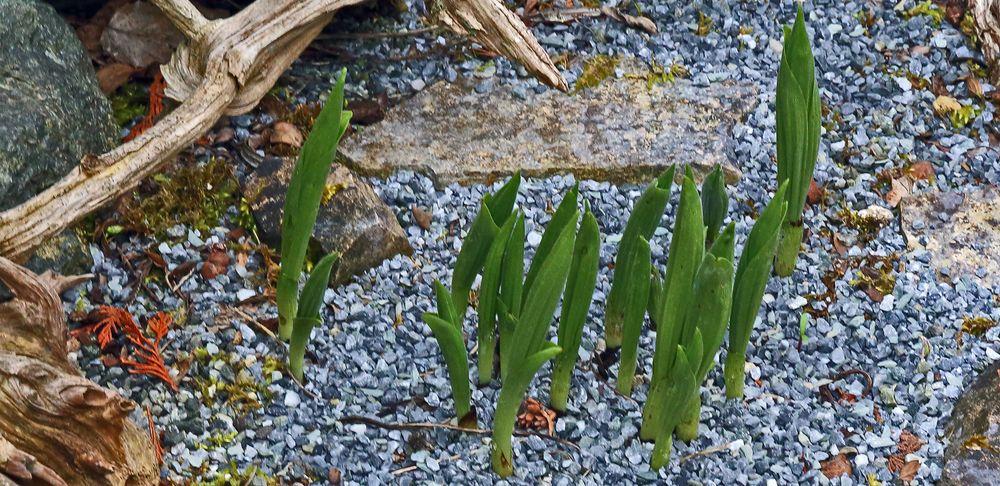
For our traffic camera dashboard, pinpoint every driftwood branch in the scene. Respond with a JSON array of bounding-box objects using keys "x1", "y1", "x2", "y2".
[
  {"x1": 970, "y1": 0, "x2": 1000, "y2": 82},
  {"x1": 0, "y1": 257, "x2": 158, "y2": 486},
  {"x1": 0, "y1": 0, "x2": 566, "y2": 262}
]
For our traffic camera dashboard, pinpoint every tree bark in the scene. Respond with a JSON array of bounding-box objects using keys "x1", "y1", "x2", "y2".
[
  {"x1": 0, "y1": 0, "x2": 566, "y2": 262},
  {"x1": 0, "y1": 257, "x2": 158, "y2": 486}
]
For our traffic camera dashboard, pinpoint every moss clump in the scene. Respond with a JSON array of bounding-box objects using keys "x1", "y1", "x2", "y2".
[
  {"x1": 851, "y1": 265, "x2": 896, "y2": 301},
  {"x1": 640, "y1": 60, "x2": 688, "y2": 90},
  {"x1": 696, "y1": 10, "x2": 713, "y2": 36},
  {"x1": 119, "y1": 157, "x2": 238, "y2": 237},
  {"x1": 949, "y1": 103, "x2": 981, "y2": 129},
  {"x1": 957, "y1": 316, "x2": 998, "y2": 344},
  {"x1": 903, "y1": 1, "x2": 944, "y2": 26},
  {"x1": 192, "y1": 350, "x2": 274, "y2": 416},
  {"x1": 964, "y1": 434, "x2": 998, "y2": 452},
  {"x1": 573, "y1": 55, "x2": 620, "y2": 94},
  {"x1": 838, "y1": 208, "x2": 890, "y2": 242},
  {"x1": 109, "y1": 82, "x2": 149, "y2": 127},
  {"x1": 193, "y1": 463, "x2": 276, "y2": 486}
]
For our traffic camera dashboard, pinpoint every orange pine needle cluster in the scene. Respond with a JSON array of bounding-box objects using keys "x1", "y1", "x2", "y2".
[
  {"x1": 145, "y1": 405, "x2": 164, "y2": 464},
  {"x1": 122, "y1": 71, "x2": 166, "y2": 142},
  {"x1": 75, "y1": 306, "x2": 178, "y2": 391}
]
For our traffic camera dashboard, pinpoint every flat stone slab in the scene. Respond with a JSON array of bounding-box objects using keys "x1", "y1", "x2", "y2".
[
  {"x1": 901, "y1": 187, "x2": 1000, "y2": 285},
  {"x1": 341, "y1": 65, "x2": 757, "y2": 186}
]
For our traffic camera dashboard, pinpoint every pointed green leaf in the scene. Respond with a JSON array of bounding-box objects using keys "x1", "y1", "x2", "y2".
[
  {"x1": 523, "y1": 184, "x2": 579, "y2": 298},
  {"x1": 422, "y1": 312, "x2": 472, "y2": 419},
  {"x1": 701, "y1": 165, "x2": 729, "y2": 246},
  {"x1": 617, "y1": 236, "x2": 651, "y2": 396}
]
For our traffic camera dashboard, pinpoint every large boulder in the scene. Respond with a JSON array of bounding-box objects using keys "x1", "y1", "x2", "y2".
[
  {"x1": 941, "y1": 361, "x2": 1000, "y2": 485},
  {"x1": 0, "y1": 0, "x2": 116, "y2": 273},
  {"x1": 340, "y1": 59, "x2": 757, "y2": 186},
  {"x1": 243, "y1": 157, "x2": 411, "y2": 286},
  {"x1": 901, "y1": 187, "x2": 1000, "y2": 286},
  {"x1": 0, "y1": 0, "x2": 118, "y2": 211}
]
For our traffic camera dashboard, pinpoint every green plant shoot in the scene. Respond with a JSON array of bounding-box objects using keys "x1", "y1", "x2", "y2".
[
  {"x1": 277, "y1": 68, "x2": 352, "y2": 340},
  {"x1": 615, "y1": 235, "x2": 651, "y2": 396},
  {"x1": 422, "y1": 281, "x2": 475, "y2": 427},
  {"x1": 701, "y1": 165, "x2": 729, "y2": 247},
  {"x1": 724, "y1": 182, "x2": 789, "y2": 399},
  {"x1": 674, "y1": 224, "x2": 735, "y2": 442},
  {"x1": 604, "y1": 167, "x2": 674, "y2": 348},
  {"x1": 549, "y1": 203, "x2": 601, "y2": 412},
  {"x1": 492, "y1": 211, "x2": 578, "y2": 477},
  {"x1": 640, "y1": 168, "x2": 704, "y2": 441},
  {"x1": 477, "y1": 211, "x2": 520, "y2": 385},
  {"x1": 288, "y1": 253, "x2": 338, "y2": 382},
  {"x1": 774, "y1": 5, "x2": 821, "y2": 276}
]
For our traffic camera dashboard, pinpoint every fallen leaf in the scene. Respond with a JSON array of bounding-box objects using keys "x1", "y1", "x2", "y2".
[
  {"x1": 96, "y1": 63, "x2": 137, "y2": 94},
  {"x1": 412, "y1": 206, "x2": 432, "y2": 230},
  {"x1": 908, "y1": 161, "x2": 935, "y2": 181},
  {"x1": 807, "y1": 178, "x2": 824, "y2": 205},
  {"x1": 898, "y1": 460, "x2": 920, "y2": 483},
  {"x1": 270, "y1": 121, "x2": 303, "y2": 147},
  {"x1": 820, "y1": 453, "x2": 853, "y2": 479},
  {"x1": 897, "y1": 430, "x2": 923, "y2": 455},
  {"x1": 346, "y1": 93, "x2": 389, "y2": 125},
  {"x1": 201, "y1": 244, "x2": 231, "y2": 279},
  {"x1": 328, "y1": 468, "x2": 342, "y2": 484},
  {"x1": 885, "y1": 178, "x2": 909, "y2": 207},
  {"x1": 832, "y1": 233, "x2": 849, "y2": 255},
  {"x1": 933, "y1": 95, "x2": 962, "y2": 116},
  {"x1": 964, "y1": 74, "x2": 984, "y2": 98}
]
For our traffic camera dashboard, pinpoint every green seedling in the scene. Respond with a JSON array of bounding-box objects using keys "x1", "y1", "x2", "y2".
[
  {"x1": 288, "y1": 253, "x2": 338, "y2": 382},
  {"x1": 615, "y1": 235, "x2": 651, "y2": 396},
  {"x1": 549, "y1": 203, "x2": 601, "y2": 412},
  {"x1": 276, "y1": 69, "x2": 352, "y2": 382},
  {"x1": 724, "y1": 182, "x2": 788, "y2": 400},
  {"x1": 641, "y1": 168, "x2": 704, "y2": 441},
  {"x1": 774, "y1": 5, "x2": 821, "y2": 276},
  {"x1": 604, "y1": 167, "x2": 674, "y2": 348},
  {"x1": 674, "y1": 224, "x2": 735, "y2": 442},
  {"x1": 701, "y1": 165, "x2": 729, "y2": 247},
  {"x1": 423, "y1": 174, "x2": 521, "y2": 424},
  {"x1": 277, "y1": 69, "x2": 352, "y2": 341},
  {"x1": 492, "y1": 209, "x2": 578, "y2": 477}
]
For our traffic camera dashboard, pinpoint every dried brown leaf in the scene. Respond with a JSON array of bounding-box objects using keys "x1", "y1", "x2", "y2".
[
  {"x1": 270, "y1": 121, "x2": 303, "y2": 147},
  {"x1": 820, "y1": 453, "x2": 853, "y2": 479},
  {"x1": 96, "y1": 63, "x2": 137, "y2": 94},
  {"x1": 898, "y1": 460, "x2": 920, "y2": 483}
]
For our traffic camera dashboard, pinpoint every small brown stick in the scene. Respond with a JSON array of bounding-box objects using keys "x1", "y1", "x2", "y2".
[
  {"x1": 340, "y1": 415, "x2": 580, "y2": 451},
  {"x1": 829, "y1": 368, "x2": 874, "y2": 397},
  {"x1": 679, "y1": 440, "x2": 738, "y2": 464}
]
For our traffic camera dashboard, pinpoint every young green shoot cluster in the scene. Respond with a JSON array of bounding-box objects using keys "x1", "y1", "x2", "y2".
[
  {"x1": 422, "y1": 173, "x2": 521, "y2": 427},
  {"x1": 276, "y1": 69, "x2": 352, "y2": 382},
  {"x1": 774, "y1": 4, "x2": 821, "y2": 276},
  {"x1": 607, "y1": 165, "x2": 787, "y2": 469},
  {"x1": 424, "y1": 175, "x2": 601, "y2": 477}
]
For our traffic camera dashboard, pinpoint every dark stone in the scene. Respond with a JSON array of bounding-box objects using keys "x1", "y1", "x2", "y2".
[
  {"x1": 0, "y1": 0, "x2": 117, "y2": 211},
  {"x1": 243, "y1": 157, "x2": 411, "y2": 286},
  {"x1": 24, "y1": 229, "x2": 91, "y2": 276},
  {"x1": 42, "y1": 0, "x2": 106, "y2": 16},
  {"x1": 0, "y1": 0, "x2": 116, "y2": 275},
  {"x1": 941, "y1": 361, "x2": 1000, "y2": 485}
]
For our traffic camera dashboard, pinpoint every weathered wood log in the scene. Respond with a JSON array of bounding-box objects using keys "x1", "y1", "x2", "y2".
[
  {"x1": 970, "y1": 0, "x2": 1000, "y2": 82},
  {"x1": 0, "y1": 257, "x2": 158, "y2": 486},
  {"x1": 0, "y1": 0, "x2": 565, "y2": 262}
]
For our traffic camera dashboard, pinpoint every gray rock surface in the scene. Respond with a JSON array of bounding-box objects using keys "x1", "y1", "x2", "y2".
[
  {"x1": 0, "y1": 0, "x2": 116, "y2": 275},
  {"x1": 100, "y1": 1, "x2": 184, "y2": 68},
  {"x1": 243, "y1": 157, "x2": 411, "y2": 286},
  {"x1": 0, "y1": 0, "x2": 117, "y2": 211},
  {"x1": 941, "y1": 361, "x2": 1000, "y2": 485},
  {"x1": 340, "y1": 61, "x2": 755, "y2": 186},
  {"x1": 901, "y1": 187, "x2": 1000, "y2": 286}
]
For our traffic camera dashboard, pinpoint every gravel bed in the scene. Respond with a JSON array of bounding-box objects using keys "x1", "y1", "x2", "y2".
[{"x1": 68, "y1": 0, "x2": 999, "y2": 484}]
